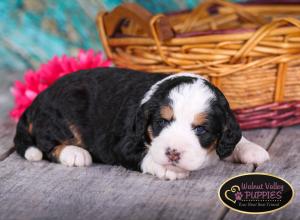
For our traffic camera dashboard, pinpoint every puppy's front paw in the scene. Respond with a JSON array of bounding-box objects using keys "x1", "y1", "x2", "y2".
[
  {"x1": 141, "y1": 154, "x2": 189, "y2": 180},
  {"x1": 59, "y1": 145, "x2": 92, "y2": 167},
  {"x1": 235, "y1": 137, "x2": 270, "y2": 166},
  {"x1": 165, "y1": 166, "x2": 190, "y2": 180},
  {"x1": 239, "y1": 144, "x2": 270, "y2": 165}
]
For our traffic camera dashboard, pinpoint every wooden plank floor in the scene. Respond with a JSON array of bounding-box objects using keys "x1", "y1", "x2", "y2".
[
  {"x1": 224, "y1": 126, "x2": 300, "y2": 220},
  {"x1": 0, "y1": 127, "x2": 279, "y2": 220},
  {"x1": 0, "y1": 71, "x2": 20, "y2": 160},
  {"x1": 0, "y1": 74, "x2": 298, "y2": 219}
]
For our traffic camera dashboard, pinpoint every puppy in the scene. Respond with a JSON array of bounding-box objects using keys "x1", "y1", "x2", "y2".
[{"x1": 14, "y1": 67, "x2": 269, "y2": 180}]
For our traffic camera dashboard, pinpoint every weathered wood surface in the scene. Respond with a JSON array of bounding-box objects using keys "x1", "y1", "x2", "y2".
[
  {"x1": 0, "y1": 71, "x2": 18, "y2": 160},
  {"x1": 223, "y1": 126, "x2": 300, "y2": 220},
  {"x1": 0, "y1": 129, "x2": 276, "y2": 220},
  {"x1": 0, "y1": 71, "x2": 21, "y2": 117},
  {"x1": 0, "y1": 119, "x2": 15, "y2": 161}
]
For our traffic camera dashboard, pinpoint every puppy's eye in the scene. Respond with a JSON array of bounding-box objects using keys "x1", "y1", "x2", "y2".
[
  {"x1": 194, "y1": 126, "x2": 206, "y2": 136},
  {"x1": 158, "y1": 119, "x2": 170, "y2": 127}
]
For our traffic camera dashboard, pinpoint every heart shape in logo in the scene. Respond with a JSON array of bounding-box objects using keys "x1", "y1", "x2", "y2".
[{"x1": 225, "y1": 185, "x2": 241, "y2": 204}]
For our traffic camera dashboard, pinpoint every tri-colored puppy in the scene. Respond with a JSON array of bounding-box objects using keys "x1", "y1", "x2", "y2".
[{"x1": 14, "y1": 68, "x2": 269, "y2": 180}]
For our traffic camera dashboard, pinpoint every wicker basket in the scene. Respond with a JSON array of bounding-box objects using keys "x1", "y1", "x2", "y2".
[{"x1": 96, "y1": 0, "x2": 300, "y2": 129}]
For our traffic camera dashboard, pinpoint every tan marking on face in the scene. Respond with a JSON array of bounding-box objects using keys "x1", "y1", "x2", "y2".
[
  {"x1": 160, "y1": 105, "x2": 173, "y2": 121},
  {"x1": 28, "y1": 123, "x2": 33, "y2": 135},
  {"x1": 63, "y1": 123, "x2": 83, "y2": 147},
  {"x1": 147, "y1": 126, "x2": 154, "y2": 142},
  {"x1": 207, "y1": 140, "x2": 217, "y2": 153},
  {"x1": 52, "y1": 145, "x2": 66, "y2": 160},
  {"x1": 192, "y1": 113, "x2": 207, "y2": 127}
]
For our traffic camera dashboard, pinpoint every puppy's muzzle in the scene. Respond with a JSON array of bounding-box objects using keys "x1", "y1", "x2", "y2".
[{"x1": 165, "y1": 147, "x2": 181, "y2": 163}]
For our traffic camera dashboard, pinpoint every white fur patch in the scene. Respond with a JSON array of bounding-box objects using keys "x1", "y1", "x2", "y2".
[
  {"x1": 141, "y1": 153, "x2": 189, "y2": 180},
  {"x1": 148, "y1": 78, "x2": 215, "y2": 171},
  {"x1": 24, "y1": 146, "x2": 43, "y2": 162},
  {"x1": 169, "y1": 79, "x2": 214, "y2": 117},
  {"x1": 141, "y1": 72, "x2": 205, "y2": 105},
  {"x1": 225, "y1": 136, "x2": 270, "y2": 165},
  {"x1": 59, "y1": 145, "x2": 92, "y2": 167}
]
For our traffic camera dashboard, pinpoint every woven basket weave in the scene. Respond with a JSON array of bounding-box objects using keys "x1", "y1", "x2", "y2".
[{"x1": 96, "y1": 0, "x2": 300, "y2": 129}]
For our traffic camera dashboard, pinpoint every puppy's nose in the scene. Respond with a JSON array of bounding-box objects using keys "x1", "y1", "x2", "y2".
[{"x1": 165, "y1": 147, "x2": 181, "y2": 163}]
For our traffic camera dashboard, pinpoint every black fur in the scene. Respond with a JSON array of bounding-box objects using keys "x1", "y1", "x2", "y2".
[
  {"x1": 15, "y1": 68, "x2": 166, "y2": 171},
  {"x1": 143, "y1": 77, "x2": 197, "y2": 138},
  {"x1": 14, "y1": 67, "x2": 241, "y2": 171},
  {"x1": 204, "y1": 81, "x2": 242, "y2": 159}
]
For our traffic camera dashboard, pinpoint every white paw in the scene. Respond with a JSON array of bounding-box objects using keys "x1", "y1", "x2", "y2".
[
  {"x1": 235, "y1": 137, "x2": 270, "y2": 165},
  {"x1": 24, "y1": 146, "x2": 43, "y2": 161},
  {"x1": 141, "y1": 154, "x2": 189, "y2": 180},
  {"x1": 165, "y1": 166, "x2": 190, "y2": 180},
  {"x1": 59, "y1": 145, "x2": 92, "y2": 167}
]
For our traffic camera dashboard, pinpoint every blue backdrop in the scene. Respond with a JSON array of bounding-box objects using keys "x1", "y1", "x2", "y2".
[{"x1": 0, "y1": 0, "x2": 242, "y2": 72}]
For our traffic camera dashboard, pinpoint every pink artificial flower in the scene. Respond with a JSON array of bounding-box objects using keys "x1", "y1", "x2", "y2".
[{"x1": 10, "y1": 49, "x2": 111, "y2": 121}]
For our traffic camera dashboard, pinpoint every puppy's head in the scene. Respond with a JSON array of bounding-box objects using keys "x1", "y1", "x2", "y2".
[{"x1": 139, "y1": 74, "x2": 241, "y2": 171}]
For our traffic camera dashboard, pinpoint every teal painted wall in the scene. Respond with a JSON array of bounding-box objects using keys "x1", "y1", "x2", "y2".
[{"x1": 0, "y1": 0, "x2": 241, "y2": 72}]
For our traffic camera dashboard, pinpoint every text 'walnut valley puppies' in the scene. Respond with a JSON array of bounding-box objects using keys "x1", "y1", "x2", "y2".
[{"x1": 14, "y1": 68, "x2": 269, "y2": 180}]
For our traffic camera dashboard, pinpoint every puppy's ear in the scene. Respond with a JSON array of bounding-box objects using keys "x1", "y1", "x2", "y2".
[
  {"x1": 216, "y1": 109, "x2": 242, "y2": 159},
  {"x1": 205, "y1": 81, "x2": 242, "y2": 159}
]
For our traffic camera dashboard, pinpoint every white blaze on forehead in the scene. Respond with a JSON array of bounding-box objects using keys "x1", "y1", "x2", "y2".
[
  {"x1": 144, "y1": 76, "x2": 216, "y2": 172},
  {"x1": 141, "y1": 73, "x2": 205, "y2": 105},
  {"x1": 168, "y1": 79, "x2": 215, "y2": 123}
]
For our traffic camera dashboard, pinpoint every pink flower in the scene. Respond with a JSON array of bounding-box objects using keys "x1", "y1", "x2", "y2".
[{"x1": 10, "y1": 49, "x2": 111, "y2": 121}]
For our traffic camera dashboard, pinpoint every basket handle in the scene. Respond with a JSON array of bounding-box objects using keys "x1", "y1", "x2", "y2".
[
  {"x1": 100, "y1": 3, "x2": 174, "y2": 41},
  {"x1": 181, "y1": 0, "x2": 267, "y2": 33},
  {"x1": 231, "y1": 17, "x2": 300, "y2": 63}
]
